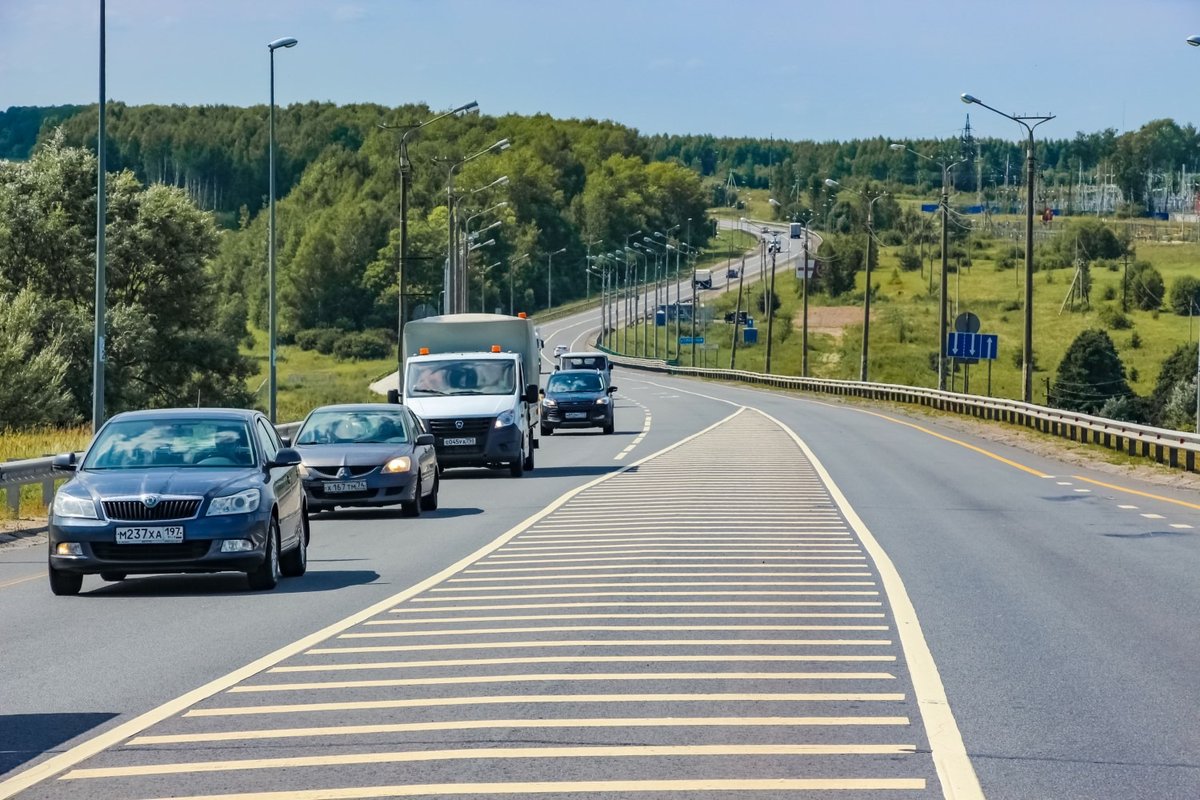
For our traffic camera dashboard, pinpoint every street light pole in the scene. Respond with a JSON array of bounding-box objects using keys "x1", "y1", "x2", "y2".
[
  {"x1": 547, "y1": 247, "x2": 566, "y2": 309},
  {"x1": 93, "y1": 0, "x2": 107, "y2": 432},
  {"x1": 440, "y1": 139, "x2": 510, "y2": 314},
  {"x1": 890, "y1": 143, "x2": 965, "y2": 391},
  {"x1": 267, "y1": 35, "x2": 298, "y2": 424},
  {"x1": 379, "y1": 100, "x2": 477, "y2": 392},
  {"x1": 961, "y1": 93, "x2": 1054, "y2": 403},
  {"x1": 509, "y1": 253, "x2": 529, "y2": 315},
  {"x1": 826, "y1": 179, "x2": 886, "y2": 382}
]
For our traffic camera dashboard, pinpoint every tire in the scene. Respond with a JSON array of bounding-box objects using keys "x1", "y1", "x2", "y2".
[
  {"x1": 401, "y1": 477, "x2": 422, "y2": 517},
  {"x1": 420, "y1": 474, "x2": 439, "y2": 511},
  {"x1": 508, "y1": 450, "x2": 525, "y2": 477},
  {"x1": 523, "y1": 435, "x2": 535, "y2": 471},
  {"x1": 48, "y1": 565, "x2": 83, "y2": 596},
  {"x1": 603, "y1": 420, "x2": 614, "y2": 435},
  {"x1": 247, "y1": 518, "x2": 281, "y2": 591},
  {"x1": 99, "y1": 572, "x2": 126, "y2": 582},
  {"x1": 280, "y1": 511, "x2": 308, "y2": 578},
  {"x1": 540, "y1": 424, "x2": 552, "y2": 437}
]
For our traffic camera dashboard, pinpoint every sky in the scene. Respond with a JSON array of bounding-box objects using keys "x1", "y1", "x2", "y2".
[{"x1": 3, "y1": 0, "x2": 1200, "y2": 144}]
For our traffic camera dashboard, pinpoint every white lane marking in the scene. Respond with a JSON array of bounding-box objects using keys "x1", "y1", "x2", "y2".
[
  {"x1": 1118, "y1": 504, "x2": 1138, "y2": 509},
  {"x1": 754, "y1": 407, "x2": 984, "y2": 799},
  {"x1": 1170, "y1": 524, "x2": 1193, "y2": 529},
  {"x1": 615, "y1": 396, "x2": 652, "y2": 461},
  {"x1": 1073, "y1": 489, "x2": 1091, "y2": 493},
  {"x1": 1056, "y1": 481, "x2": 1073, "y2": 486},
  {"x1": 1141, "y1": 513, "x2": 1166, "y2": 519},
  {"x1": 0, "y1": 406, "x2": 746, "y2": 800}
]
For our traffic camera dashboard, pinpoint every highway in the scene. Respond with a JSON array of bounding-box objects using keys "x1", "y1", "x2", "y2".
[{"x1": 2, "y1": 300, "x2": 1200, "y2": 798}]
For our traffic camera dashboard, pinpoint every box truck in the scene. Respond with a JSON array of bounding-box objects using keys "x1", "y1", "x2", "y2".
[{"x1": 401, "y1": 313, "x2": 540, "y2": 477}]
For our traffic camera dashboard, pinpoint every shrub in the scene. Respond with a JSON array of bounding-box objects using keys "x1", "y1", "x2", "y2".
[
  {"x1": 1051, "y1": 329, "x2": 1130, "y2": 414},
  {"x1": 1169, "y1": 276, "x2": 1200, "y2": 316},
  {"x1": 1127, "y1": 261, "x2": 1164, "y2": 311},
  {"x1": 332, "y1": 329, "x2": 392, "y2": 361},
  {"x1": 1098, "y1": 306, "x2": 1131, "y2": 330},
  {"x1": 996, "y1": 255, "x2": 1016, "y2": 271},
  {"x1": 1101, "y1": 285, "x2": 1116, "y2": 301},
  {"x1": 898, "y1": 248, "x2": 922, "y2": 272},
  {"x1": 1098, "y1": 395, "x2": 1147, "y2": 424},
  {"x1": 1130, "y1": 330, "x2": 1142, "y2": 349}
]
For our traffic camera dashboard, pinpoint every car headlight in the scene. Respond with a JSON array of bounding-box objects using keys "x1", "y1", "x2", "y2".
[
  {"x1": 382, "y1": 456, "x2": 411, "y2": 474},
  {"x1": 595, "y1": 396, "x2": 610, "y2": 405},
  {"x1": 207, "y1": 488, "x2": 261, "y2": 516},
  {"x1": 542, "y1": 398, "x2": 557, "y2": 408},
  {"x1": 53, "y1": 492, "x2": 98, "y2": 520},
  {"x1": 495, "y1": 410, "x2": 516, "y2": 428}
]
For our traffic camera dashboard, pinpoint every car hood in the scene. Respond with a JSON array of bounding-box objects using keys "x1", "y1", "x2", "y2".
[
  {"x1": 294, "y1": 443, "x2": 412, "y2": 467},
  {"x1": 69, "y1": 468, "x2": 261, "y2": 500},
  {"x1": 546, "y1": 392, "x2": 604, "y2": 403},
  {"x1": 405, "y1": 395, "x2": 515, "y2": 419}
]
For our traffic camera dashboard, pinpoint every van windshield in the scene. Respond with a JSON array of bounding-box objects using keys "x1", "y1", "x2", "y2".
[
  {"x1": 563, "y1": 356, "x2": 608, "y2": 371},
  {"x1": 407, "y1": 359, "x2": 516, "y2": 396}
]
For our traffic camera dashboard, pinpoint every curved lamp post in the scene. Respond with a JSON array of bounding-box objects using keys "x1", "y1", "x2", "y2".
[
  {"x1": 961, "y1": 92, "x2": 1054, "y2": 403},
  {"x1": 267, "y1": 35, "x2": 298, "y2": 422},
  {"x1": 441, "y1": 139, "x2": 510, "y2": 313},
  {"x1": 825, "y1": 178, "x2": 886, "y2": 382},
  {"x1": 546, "y1": 247, "x2": 566, "y2": 309},
  {"x1": 890, "y1": 143, "x2": 966, "y2": 391}
]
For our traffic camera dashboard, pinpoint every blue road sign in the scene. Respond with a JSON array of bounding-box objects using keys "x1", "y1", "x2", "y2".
[
  {"x1": 947, "y1": 332, "x2": 999, "y2": 361},
  {"x1": 679, "y1": 336, "x2": 704, "y2": 345}
]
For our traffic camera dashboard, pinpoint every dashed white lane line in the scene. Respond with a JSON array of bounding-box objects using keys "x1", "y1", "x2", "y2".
[
  {"x1": 1056, "y1": 481, "x2": 1073, "y2": 486},
  {"x1": 1118, "y1": 505, "x2": 1139, "y2": 510},
  {"x1": 1141, "y1": 513, "x2": 1166, "y2": 519},
  {"x1": 615, "y1": 396, "x2": 651, "y2": 461},
  {"x1": 1073, "y1": 489, "x2": 1091, "y2": 494},
  {"x1": 1170, "y1": 524, "x2": 1194, "y2": 529}
]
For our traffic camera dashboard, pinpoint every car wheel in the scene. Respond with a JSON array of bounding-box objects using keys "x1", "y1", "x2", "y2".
[
  {"x1": 420, "y1": 473, "x2": 439, "y2": 511},
  {"x1": 523, "y1": 436, "x2": 535, "y2": 471},
  {"x1": 401, "y1": 477, "x2": 422, "y2": 517},
  {"x1": 540, "y1": 424, "x2": 552, "y2": 437},
  {"x1": 99, "y1": 572, "x2": 126, "y2": 582},
  {"x1": 280, "y1": 512, "x2": 308, "y2": 578},
  {"x1": 603, "y1": 420, "x2": 615, "y2": 435},
  {"x1": 247, "y1": 517, "x2": 281, "y2": 591},
  {"x1": 48, "y1": 565, "x2": 82, "y2": 596}
]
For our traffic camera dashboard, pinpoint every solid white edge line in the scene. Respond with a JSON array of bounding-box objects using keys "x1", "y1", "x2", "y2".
[
  {"x1": 0, "y1": 407, "x2": 746, "y2": 800},
  {"x1": 751, "y1": 406, "x2": 984, "y2": 800}
]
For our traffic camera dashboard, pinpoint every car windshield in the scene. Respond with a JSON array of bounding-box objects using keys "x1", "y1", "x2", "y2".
[
  {"x1": 407, "y1": 359, "x2": 516, "y2": 396},
  {"x1": 82, "y1": 419, "x2": 254, "y2": 469},
  {"x1": 564, "y1": 356, "x2": 607, "y2": 371},
  {"x1": 547, "y1": 372, "x2": 604, "y2": 393},
  {"x1": 296, "y1": 410, "x2": 410, "y2": 445}
]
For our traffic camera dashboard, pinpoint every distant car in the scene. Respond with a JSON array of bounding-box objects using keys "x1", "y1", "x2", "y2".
[
  {"x1": 553, "y1": 344, "x2": 569, "y2": 359},
  {"x1": 292, "y1": 404, "x2": 439, "y2": 517},
  {"x1": 47, "y1": 408, "x2": 308, "y2": 596},
  {"x1": 727, "y1": 267, "x2": 739, "y2": 279},
  {"x1": 556, "y1": 351, "x2": 613, "y2": 380},
  {"x1": 540, "y1": 369, "x2": 617, "y2": 435}
]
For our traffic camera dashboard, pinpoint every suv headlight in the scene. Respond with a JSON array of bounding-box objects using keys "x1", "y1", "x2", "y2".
[
  {"x1": 53, "y1": 492, "x2": 98, "y2": 520},
  {"x1": 542, "y1": 398, "x2": 557, "y2": 408},
  {"x1": 494, "y1": 410, "x2": 516, "y2": 428},
  {"x1": 207, "y1": 488, "x2": 261, "y2": 516},
  {"x1": 595, "y1": 396, "x2": 610, "y2": 405}
]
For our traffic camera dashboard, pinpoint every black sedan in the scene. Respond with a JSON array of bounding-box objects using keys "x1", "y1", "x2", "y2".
[
  {"x1": 47, "y1": 408, "x2": 308, "y2": 595},
  {"x1": 292, "y1": 403, "x2": 439, "y2": 516},
  {"x1": 539, "y1": 369, "x2": 617, "y2": 435}
]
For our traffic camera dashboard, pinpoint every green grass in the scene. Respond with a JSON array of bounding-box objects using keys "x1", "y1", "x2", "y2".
[{"x1": 245, "y1": 328, "x2": 394, "y2": 424}]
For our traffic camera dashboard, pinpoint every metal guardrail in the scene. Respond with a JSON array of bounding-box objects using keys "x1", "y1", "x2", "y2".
[
  {"x1": 0, "y1": 421, "x2": 302, "y2": 518},
  {"x1": 607, "y1": 353, "x2": 1200, "y2": 474}
]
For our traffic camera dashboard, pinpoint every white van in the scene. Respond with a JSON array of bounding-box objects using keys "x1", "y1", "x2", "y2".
[{"x1": 556, "y1": 351, "x2": 613, "y2": 379}]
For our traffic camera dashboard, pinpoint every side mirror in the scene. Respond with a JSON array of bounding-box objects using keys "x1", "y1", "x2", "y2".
[
  {"x1": 539, "y1": 388, "x2": 546, "y2": 396},
  {"x1": 607, "y1": 386, "x2": 618, "y2": 394},
  {"x1": 270, "y1": 447, "x2": 303, "y2": 468},
  {"x1": 416, "y1": 433, "x2": 435, "y2": 447},
  {"x1": 52, "y1": 452, "x2": 77, "y2": 472},
  {"x1": 386, "y1": 388, "x2": 400, "y2": 404},
  {"x1": 525, "y1": 384, "x2": 540, "y2": 404}
]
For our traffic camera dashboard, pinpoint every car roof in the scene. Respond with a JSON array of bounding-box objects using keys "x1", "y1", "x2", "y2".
[
  {"x1": 559, "y1": 351, "x2": 609, "y2": 358},
  {"x1": 551, "y1": 369, "x2": 606, "y2": 377},
  {"x1": 306, "y1": 403, "x2": 408, "y2": 413},
  {"x1": 108, "y1": 408, "x2": 259, "y2": 422}
]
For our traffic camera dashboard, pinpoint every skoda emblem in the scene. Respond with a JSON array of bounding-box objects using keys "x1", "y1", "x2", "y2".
[
  {"x1": 455, "y1": 420, "x2": 464, "y2": 430},
  {"x1": 142, "y1": 495, "x2": 160, "y2": 508}
]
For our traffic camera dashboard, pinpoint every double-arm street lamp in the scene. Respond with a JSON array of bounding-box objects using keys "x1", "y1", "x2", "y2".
[
  {"x1": 441, "y1": 139, "x2": 511, "y2": 314},
  {"x1": 890, "y1": 143, "x2": 966, "y2": 391},
  {"x1": 961, "y1": 93, "x2": 1054, "y2": 403},
  {"x1": 378, "y1": 100, "x2": 478, "y2": 390},
  {"x1": 266, "y1": 35, "x2": 298, "y2": 423},
  {"x1": 825, "y1": 179, "x2": 887, "y2": 382}
]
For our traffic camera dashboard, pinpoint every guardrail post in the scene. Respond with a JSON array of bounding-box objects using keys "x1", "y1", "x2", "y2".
[
  {"x1": 1188, "y1": 450, "x2": 1196, "y2": 472},
  {"x1": 42, "y1": 479, "x2": 55, "y2": 508},
  {"x1": 5, "y1": 486, "x2": 18, "y2": 516},
  {"x1": 1169, "y1": 447, "x2": 1179, "y2": 469}
]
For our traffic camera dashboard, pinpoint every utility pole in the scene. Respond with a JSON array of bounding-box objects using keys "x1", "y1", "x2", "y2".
[
  {"x1": 765, "y1": 248, "x2": 777, "y2": 373},
  {"x1": 801, "y1": 220, "x2": 810, "y2": 377},
  {"x1": 93, "y1": 0, "x2": 107, "y2": 432},
  {"x1": 731, "y1": 255, "x2": 746, "y2": 369}
]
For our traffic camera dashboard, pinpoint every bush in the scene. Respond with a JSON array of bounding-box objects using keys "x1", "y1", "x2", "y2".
[
  {"x1": 1169, "y1": 276, "x2": 1200, "y2": 316},
  {"x1": 1051, "y1": 329, "x2": 1130, "y2": 414},
  {"x1": 332, "y1": 329, "x2": 392, "y2": 361},
  {"x1": 880, "y1": 230, "x2": 905, "y2": 246},
  {"x1": 1098, "y1": 395, "x2": 1147, "y2": 424},
  {"x1": 898, "y1": 248, "x2": 922, "y2": 272},
  {"x1": 1127, "y1": 261, "x2": 1164, "y2": 311},
  {"x1": 996, "y1": 255, "x2": 1016, "y2": 271},
  {"x1": 295, "y1": 327, "x2": 340, "y2": 352},
  {"x1": 1101, "y1": 285, "x2": 1116, "y2": 301},
  {"x1": 1098, "y1": 306, "x2": 1132, "y2": 330},
  {"x1": 1001, "y1": 299, "x2": 1021, "y2": 312},
  {"x1": 1130, "y1": 330, "x2": 1142, "y2": 349}
]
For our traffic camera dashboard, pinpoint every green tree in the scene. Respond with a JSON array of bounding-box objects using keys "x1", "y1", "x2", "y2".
[
  {"x1": 1126, "y1": 261, "x2": 1164, "y2": 311},
  {"x1": 1169, "y1": 275, "x2": 1200, "y2": 316},
  {"x1": 1147, "y1": 343, "x2": 1197, "y2": 426},
  {"x1": 1051, "y1": 329, "x2": 1132, "y2": 414},
  {"x1": 0, "y1": 289, "x2": 76, "y2": 427}
]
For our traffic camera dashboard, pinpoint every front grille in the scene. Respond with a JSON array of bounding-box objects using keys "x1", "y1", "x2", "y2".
[
  {"x1": 556, "y1": 402, "x2": 598, "y2": 413},
  {"x1": 427, "y1": 417, "x2": 495, "y2": 435},
  {"x1": 92, "y1": 541, "x2": 212, "y2": 561},
  {"x1": 103, "y1": 499, "x2": 201, "y2": 522},
  {"x1": 308, "y1": 465, "x2": 376, "y2": 479}
]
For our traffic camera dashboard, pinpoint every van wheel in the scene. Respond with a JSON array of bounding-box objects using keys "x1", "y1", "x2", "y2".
[
  {"x1": 509, "y1": 451, "x2": 525, "y2": 477},
  {"x1": 523, "y1": 437, "x2": 535, "y2": 471},
  {"x1": 540, "y1": 424, "x2": 552, "y2": 437}
]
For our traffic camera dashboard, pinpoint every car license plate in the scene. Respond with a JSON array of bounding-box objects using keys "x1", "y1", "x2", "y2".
[
  {"x1": 324, "y1": 480, "x2": 368, "y2": 494},
  {"x1": 442, "y1": 437, "x2": 476, "y2": 446},
  {"x1": 566, "y1": 412, "x2": 588, "y2": 419},
  {"x1": 115, "y1": 526, "x2": 184, "y2": 544}
]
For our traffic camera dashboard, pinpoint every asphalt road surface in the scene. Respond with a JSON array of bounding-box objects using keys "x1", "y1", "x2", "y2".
[{"x1": 3, "y1": 302, "x2": 1200, "y2": 799}]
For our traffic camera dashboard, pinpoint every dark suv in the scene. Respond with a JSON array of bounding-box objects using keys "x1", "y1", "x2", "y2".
[{"x1": 540, "y1": 369, "x2": 617, "y2": 435}]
